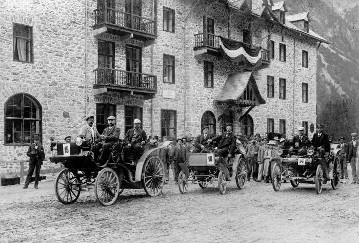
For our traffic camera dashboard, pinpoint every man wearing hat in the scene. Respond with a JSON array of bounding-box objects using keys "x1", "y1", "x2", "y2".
[
  {"x1": 98, "y1": 116, "x2": 121, "y2": 166},
  {"x1": 292, "y1": 126, "x2": 311, "y2": 152},
  {"x1": 337, "y1": 136, "x2": 348, "y2": 180},
  {"x1": 79, "y1": 115, "x2": 100, "y2": 145},
  {"x1": 23, "y1": 134, "x2": 45, "y2": 189},
  {"x1": 311, "y1": 124, "x2": 331, "y2": 181},
  {"x1": 346, "y1": 133, "x2": 358, "y2": 183},
  {"x1": 125, "y1": 119, "x2": 147, "y2": 162},
  {"x1": 196, "y1": 126, "x2": 214, "y2": 152},
  {"x1": 64, "y1": 136, "x2": 72, "y2": 143},
  {"x1": 209, "y1": 123, "x2": 236, "y2": 180}
]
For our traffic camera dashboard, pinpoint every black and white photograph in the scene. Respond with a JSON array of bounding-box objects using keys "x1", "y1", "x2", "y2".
[{"x1": 1, "y1": 0, "x2": 359, "y2": 242}]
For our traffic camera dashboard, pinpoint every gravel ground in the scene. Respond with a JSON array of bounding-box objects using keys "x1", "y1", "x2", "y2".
[{"x1": 1, "y1": 175, "x2": 359, "y2": 243}]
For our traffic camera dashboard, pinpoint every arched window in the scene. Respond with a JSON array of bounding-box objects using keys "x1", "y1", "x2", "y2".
[
  {"x1": 5, "y1": 94, "x2": 42, "y2": 144},
  {"x1": 240, "y1": 114, "x2": 254, "y2": 137},
  {"x1": 201, "y1": 111, "x2": 216, "y2": 135}
]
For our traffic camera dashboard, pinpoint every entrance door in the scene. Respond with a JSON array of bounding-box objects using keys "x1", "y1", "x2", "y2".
[
  {"x1": 203, "y1": 17, "x2": 215, "y2": 47},
  {"x1": 125, "y1": 106, "x2": 143, "y2": 133},
  {"x1": 98, "y1": 40, "x2": 115, "y2": 84},
  {"x1": 126, "y1": 45, "x2": 142, "y2": 87}
]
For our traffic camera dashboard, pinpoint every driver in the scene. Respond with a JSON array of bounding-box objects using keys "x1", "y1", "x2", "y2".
[
  {"x1": 209, "y1": 123, "x2": 236, "y2": 180},
  {"x1": 124, "y1": 119, "x2": 147, "y2": 162},
  {"x1": 196, "y1": 126, "x2": 214, "y2": 152},
  {"x1": 79, "y1": 115, "x2": 100, "y2": 146},
  {"x1": 291, "y1": 126, "x2": 311, "y2": 154},
  {"x1": 98, "y1": 116, "x2": 121, "y2": 167}
]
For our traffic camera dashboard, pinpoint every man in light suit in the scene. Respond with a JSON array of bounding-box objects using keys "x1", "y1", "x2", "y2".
[
  {"x1": 79, "y1": 115, "x2": 100, "y2": 145},
  {"x1": 346, "y1": 133, "x2": 358, "y2": 183}
]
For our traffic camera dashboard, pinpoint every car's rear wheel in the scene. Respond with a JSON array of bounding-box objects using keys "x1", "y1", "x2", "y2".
[{"x1": 315, "y1": 164, "x2": 323, "y2": 194}]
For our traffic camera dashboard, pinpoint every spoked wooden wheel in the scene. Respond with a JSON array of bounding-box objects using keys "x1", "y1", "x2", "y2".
[
  {"x1": 95, "y1": 168, "x2": 120, "y2": 206},
  {"x1": 290, "y1": 179, "x2": 299, "y2": 188},
  {"x1": 315, "y1": 164, "x2": 324, "y2": 194},
  {"x1": 331, "y1": 158, "x2": 340, "y2": 190},
  {"x1": 198, "y1": 180, "x2": 208, "y2": 189},
  {"x1": 142, "y1": 156, "x2": 165, "y2": 197},
  {"x1": 218, "y1": 171, "x2": 227, "y2": 195},
  {"x1": 178, "y1": 171, "x2": 188, "y2": 194},
  {"x1": 235, "y1": 170, "x2": 246, "y2": 190},
  {"x1": 272, "y1": 163, "x2": 282, "y2": 191},
  {"x1": 55, "y1": 169, "x2": 81, "y2": 204}
]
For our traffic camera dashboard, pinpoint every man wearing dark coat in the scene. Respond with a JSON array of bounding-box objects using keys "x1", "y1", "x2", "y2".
[
  {"x1": 125, "y1": 119, "x2": 147, "y2": 162},
  {"x1": 98, "y1": 116, "x2": 121, "y2": 166},
  {"x1": 23, "y1": 134, "x2": 45, "y2": 189},
  {"x1": 292, "y1": 126, "x2": 311, "y2": 149},
  {"x1": 311, "y1": 124, "x2": 331, "y2": 180},
  {"x1": 346, "y1": 133, "x2": 358, "y2": 183},
  {"x1": 196, "y1": 126, "x2": 215, "y2": 152}
]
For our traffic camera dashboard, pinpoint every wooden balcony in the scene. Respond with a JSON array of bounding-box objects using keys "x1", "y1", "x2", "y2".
[
  {"x1": 93, "y1": 8, "x2": 156, "y2": 41},
  {"x1": 194, "y1": 33, "x2": 270, "y2": 67},
  {"x1": 94, "y1": 69, "x2": 157, "y2": 99}
]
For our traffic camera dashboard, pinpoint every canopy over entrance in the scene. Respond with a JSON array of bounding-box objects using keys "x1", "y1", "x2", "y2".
[{"x1": 214, "y1": 72, "x2": 265, "y2": 106}]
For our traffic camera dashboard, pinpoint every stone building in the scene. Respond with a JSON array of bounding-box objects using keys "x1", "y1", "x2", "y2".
[{"x1": 0, "y1": 0, "x2": 327, "y2": 177}]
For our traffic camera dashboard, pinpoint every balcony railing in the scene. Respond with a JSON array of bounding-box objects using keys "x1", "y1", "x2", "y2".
[
  {"x1": 194, "y1": 33, "x2": 270, "y2": 65},
  {"x1": 94, "y1": 8, "x2": 156, "y2": 36},
  {"x1": 94, "y1": 69, "x2": 157, "y2": 92}
]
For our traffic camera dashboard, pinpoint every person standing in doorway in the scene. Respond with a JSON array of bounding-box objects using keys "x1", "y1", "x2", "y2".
[{"x1": 23, "y1": 134, "x2": 45, "y2": 189}]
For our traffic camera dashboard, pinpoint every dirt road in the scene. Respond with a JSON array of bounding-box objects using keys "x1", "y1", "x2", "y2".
[{"x1": 1, "y1": 178, "x2": 359, "y2": 243}]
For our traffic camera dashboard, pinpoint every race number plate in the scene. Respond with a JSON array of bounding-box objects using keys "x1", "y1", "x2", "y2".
[
  {"x1": 63, "y1": 144, "x2": 71, "y2": 156},
  {"x1": 207, "y1": 153, "x2": 215, "y2": 165},
  {"x1": 298, "y1": 158, "x2": 306, "y2": 165}
]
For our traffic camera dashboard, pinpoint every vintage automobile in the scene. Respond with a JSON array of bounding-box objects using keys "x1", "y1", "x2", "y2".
[
  {"x1": 177, "y1": 151, "x2": 247, "y2": 195},
  {"x1": 50, "y1": 138, "x2": 169, "y2": 206},
  {"x1": 271, "y1": 147, "x2": 340, "y2": 194}
]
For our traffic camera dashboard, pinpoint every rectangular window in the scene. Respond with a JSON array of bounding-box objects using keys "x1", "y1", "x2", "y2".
[
  {"x1": 279, "y1": 78, "x2": 286, "y2": 100},
  {"x1": 302, "y1": 83, "x2": 308, "y2": 103},
  {"x1": 279, "y1": 119, "x2": 286, "y2": 135},
  {"x1": 279, "y1": 43, "x2": 286, "y2": 62},
  {"x1": 280, "y1": 11, "x2": 285, "y2": 24},
  {"x1": 267, "y1": 118, "x2": 274, "y2": 133},
  {"x1": 125, "y1": 106, "x2": 143, "y2": 134},
  {"x1": 98, "y1": 40, "x2": 115, "y2": 85},
  {"x1": 163, "y1": 7, "x2": 175, "y2": 33},
  {"x1": 302, "y1": 121, "x2": 309, "y2": 136},
  {"x1": 161, "y1": 110, "x2": 177, "y2": 139},
  {"x1": 267, "y1": 75, "x2": 274, "y2": 98},
  {"x1": 126, "y1": 45, "x2": 142, "y2": 86},
  {"x1": 204, "y1": 61, "x2": 214, "y2": 88},
  {"x1": 13, "y1": 23, "x2": 33, "y2": 62},
  {"x1": 163, "y1": 54, "x2": 175, "y2": 83},
  {"x1": 269, "y1": 40, "x2": 275, "y2": 59},
  {"x1": 302, "y1": 50, "x2": 308, "y2": 68},
  {"x1": 96, "y1": 104, "x2": 116, "y2": 134}
]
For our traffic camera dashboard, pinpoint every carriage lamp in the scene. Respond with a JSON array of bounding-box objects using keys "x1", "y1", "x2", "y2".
[{"x1": 50, "y1": 137, "x2": 57, "y2": 151}]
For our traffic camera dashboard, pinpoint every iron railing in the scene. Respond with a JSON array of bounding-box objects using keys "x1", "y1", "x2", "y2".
[
  {"x1": 94, "y1": 8, "x2": 156, "y2": 36},
  {"x1": 94, "y1": 69, "x2": 157, "y2": 92}
]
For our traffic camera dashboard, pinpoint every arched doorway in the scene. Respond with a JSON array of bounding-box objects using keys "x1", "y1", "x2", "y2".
[
  {"x1": 218, "y1": 109, "x2": 234, "y2": 133},
  {"x1": 201, "y1": 111, "x2": 216, "y2": 135},
  {"x1": 240, "y1": 114, "x2": 254, "y2": 137}
]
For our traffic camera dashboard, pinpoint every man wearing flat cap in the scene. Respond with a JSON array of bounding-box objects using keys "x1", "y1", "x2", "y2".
[
  {"x1": 346, "y1": 132, "x2": 358, "y2": 183},
  {"x1": 125, "y1": 119, "x2": 147, "y2": 162},
  {"x1": 292, "y1": 126, "x2": 311, "y2": 152},
  {"x1": 98, "y1": 116, "x2": 121, "y2": 166},
  {"x1": 196, "y1": 126, "x2": 214, "y2": 152},
  {"x1": 64, "y1": 136, "x2": 72, "y2": 143},
  {"x1": 79, "y1": 115, "x2": 100, "y2": 145}
]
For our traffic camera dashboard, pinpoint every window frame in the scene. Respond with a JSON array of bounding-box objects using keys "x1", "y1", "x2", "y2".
[
  {"x1": 279, "y1": 78, "x2": 286, "y2": 100},
  {"x1": 267, "y1": 75, "x2": 274, "y2": 98},
  {"x1": 267, "y1": 118, "x2": 274, "y2": 133},
  {"x1": 279, "y1": 43, "x2": 286, "y2": 62},
  {"x1": 279, "y1": 119, "x2": 286, "y2": 135},
  {"x1": 96, "y1": 103, "x2": 116, "y2": 134},
  {"x1": 204, "y1": 61, "x2": 214, "y2": 88},
  {"x1": 302, "y1": 83, "x2": 308, "y2": 103},
  {"x1": 13, "y1": 23, "x2": 33, "y2": 63},
  {"x1": 161, "y1": 109, "x2": 177, "y2": 139},
  {"x1": 302, "y1": 121, "x2": 309, "y2": 136},
  {"x1": 302, "y1": 50, "x2": 308, "y2": 68},
  {"x1": 269, "y1": 40, "x2": 275, "y2": 59},
  {"x1": 163, "y1": 54, "x2": 175, "y2": 84},
  {"x1": 279, "y1": 11, "x2": 286, "y2": 24},
  {"x1": 4, "y1": 93, "x2": 42, "y2": 146},
  {"x1": 163, "y1": 7, "x2": 175, "y2": 33},
  {"x1": 201, "y1": 111, "x2": 216, "y2": 135}
]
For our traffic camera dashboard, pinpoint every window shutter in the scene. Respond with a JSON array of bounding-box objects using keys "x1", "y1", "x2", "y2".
[{"x1": 172, "y1": 9, "x2": 175, "y2": 33}]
